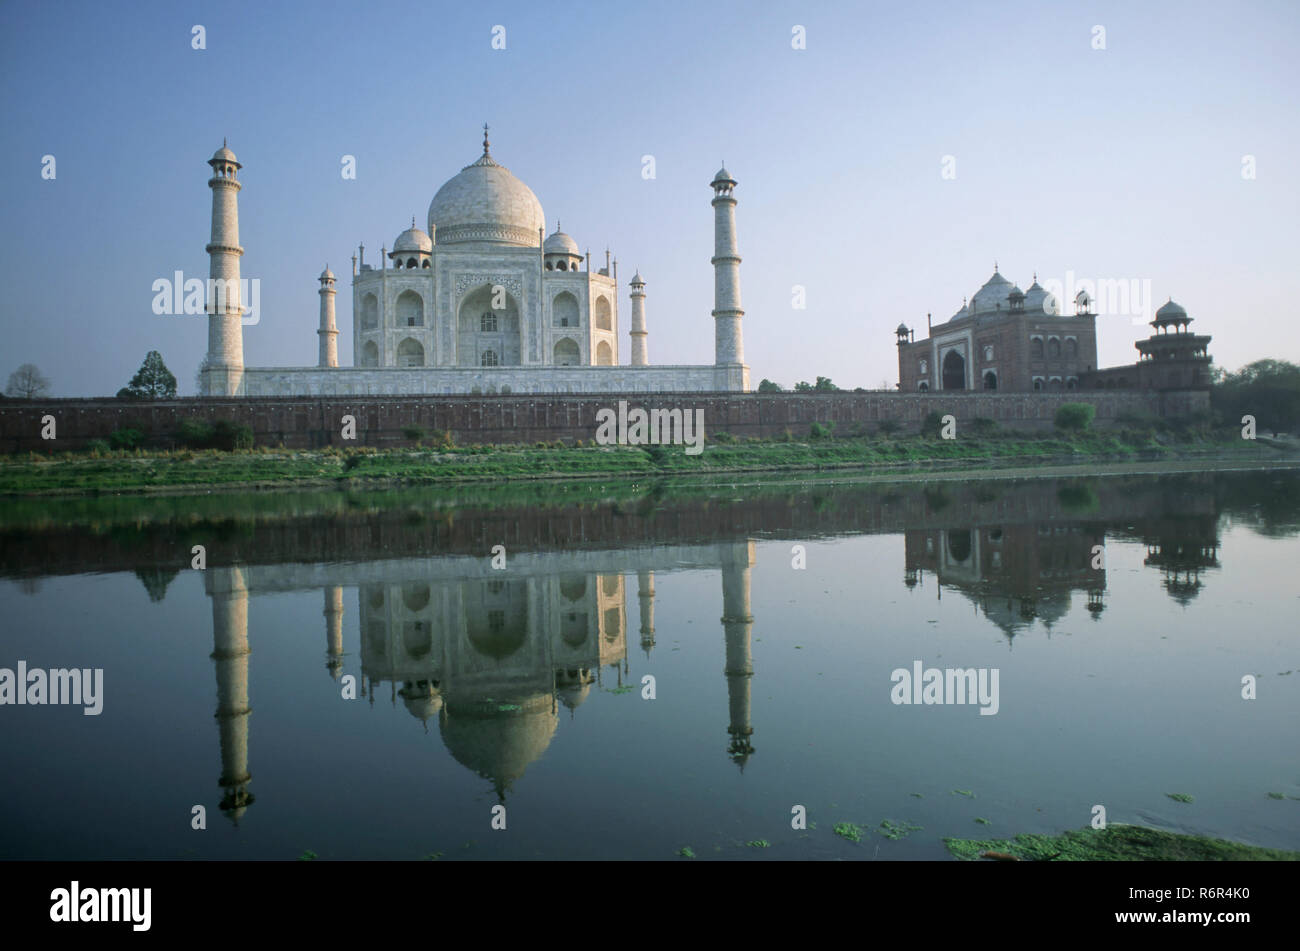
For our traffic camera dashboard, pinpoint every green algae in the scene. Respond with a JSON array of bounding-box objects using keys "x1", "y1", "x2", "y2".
[
  {"x1": 944, "y1": 824, "x2": 1300, "y2": 862},
  {"x1": 1166, "y1": 793, "x2": 1194, "y2": 804},
  {"x1": 746, "y1": 840, "x2": 771, "y2": 848},
  {"x1": 879, "y1": 819, "x2": 924, "y2": 840},
  {"x1": 677, "y1": 846, "x2": 695, "y2": 858},
  {"x1": 974, "y1": 817, "x2": 991, "y2": 825},
  {"x1": 951, "y1": 789, "x2": 975, "y2": 798},
  {"x1": 833, "y1": 822, "x2": 863, "y2": 843}
]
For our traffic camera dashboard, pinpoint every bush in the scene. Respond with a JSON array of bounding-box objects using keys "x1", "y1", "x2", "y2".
[
  {"x1": 85, "y1": 439, "x2": 111, "y2": 455},
  {"x1": 402, "y1": 425, "x2": 427, "y2": 445},
  {"x1": 809, "y1": 421, "x2": 834, "y2": 440},
  {"x1": 210, "y1": 419, "x2": 253, "y2": 451},
  {"x1": 712, "y1": 431, "x2": 736, "y2": 444},
  {"x1": 920, "y1": 411, "x2": 946, "y2": 438},
  {"x1": 108, "y1": 428, "x2": 145, "y2": 450},
  {"x1": 176, "y1": 419, "x2": 215, "y2": 448},
  {"x1": 1055, "y1": 402, "x2": 1096, "y2": 432},
  {"x1": 970, "y1": 417, "x2": 999, "y2": 437},
  {"x1": 877, "y1": 419, "x2": 902, "y2": 436}
]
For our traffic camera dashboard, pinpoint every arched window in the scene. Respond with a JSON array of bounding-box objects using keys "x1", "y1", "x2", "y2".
[
  {"x1": 481, "y1": 311, "x2": 498, "y2": 332},
  {"x1": 1031, "y1": 337, "x2": 1044, "y2": 359},
  {"x1": 918, "y1": 381, "x2": 929, "y2": 392},
  {"x1": 361, "y1": 294, "x2": 379, "y2": 330},
  {"x1": 553, "y1": 292, "x2": 580, "y2": 329},
  {"x1": 558, "y1": 261, "x2": 567, "y2": 271},
  {"x1": 397, "y1": 337, "x2": 424, "y2": 367},
  {"x1": 1033, "y1": 377, "x2": 1043, "y2": 391},
  {"x1": 1048, "y1": 338, "x2": 1061, "y2": 359},
  {"x1": 1048, "y1": 377, "x2": 1063, "y2": 391},
  {"x1": 553, "y1": 338, "x2": 580, "y2": 366},
  {"x1": 481, "y1": 350, "x2": 499, "y2": 367},
  {"x1": 594, "y1": 296, "x2": 612, "y2": 331},
  {"x1": 406, "y1": 258, "x2": 417, "y2": 269},
  {"x1": 1066, "y1": 377, "x2": 1078, "y2": 390},
  {"x1": 983, "y1": 370, "x2": 997, "y2": 391},
  {"x1": 422, "y1": 260, "x2": 430, "y2": 269},
  {"x1": 1065, "y1": 338, "x2": 1078, "y2": 359},
  {"x1": 596, "y1": 340, "x2": 613, "y2": 365},
  {"x1": 396, "y1": 290, "x2": 423, "y2": 328},
  {"x1": 361, "y1": 340, "x2": 379, "y2": 367}
]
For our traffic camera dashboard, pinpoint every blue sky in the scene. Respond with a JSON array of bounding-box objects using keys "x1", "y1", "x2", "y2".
[{"x1": 2, "y1": 0, "x2": 1297, "y2": 395}]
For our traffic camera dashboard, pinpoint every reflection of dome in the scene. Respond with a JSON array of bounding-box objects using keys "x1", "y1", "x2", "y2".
[
  {"x1": 556, "y1": 668, "x2": 594, "y2": 712},
  {"x1": 440, "y1": 694, "x2": 557, "y2": 796},
  {"x1": 399, "y1": 680, "x2": 443, "y2": 723},
  {"x1": 427, "y1": 132, "x2": 545, "y2": 246}
]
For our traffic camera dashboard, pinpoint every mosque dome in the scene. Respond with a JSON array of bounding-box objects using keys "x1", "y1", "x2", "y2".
[
  {"x1": 393, "y1": 224, "x2": 433, "y2": 254},
  {"x1": 1023, "y1": 280, "x2": 1059, "y2": 315},
  {"x1": 1156, "y1": 299, "x2": 1188, "y2": 320},
  {"x1": 896, "y1": 322, "x2": 909, "y2": 334},
  {"x1": 971, "y1": 269, "x2": 1013, "y2": 314},
  {"x1": 427, "y1": 129, "x2": 545, "y2": 247},
  {"x1": 543, "y1": 226, "x2": 579, "y2": 256}
]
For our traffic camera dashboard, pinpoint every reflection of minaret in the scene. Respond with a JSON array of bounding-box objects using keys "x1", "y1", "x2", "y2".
[
  {"x1": 637, "y1": 569, "x2": 656, "y2": 657},
  {"x1": 324, "y1": 585, "x2": 344, "y2": 679},
  {"x1": 209, "y1": 566, "x2": 253, "y2": 822},
  {"x1": 720, "y1": 540, "x2": 756, "y2": 769}
]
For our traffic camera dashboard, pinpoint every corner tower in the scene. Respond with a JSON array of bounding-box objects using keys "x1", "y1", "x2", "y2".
[
  {"x1": 629, "y1": 271, "x2": 649, "y2": 365},
  {"x1": 710, "y1": 166, "x2": 744, "y2": 366},
  {"x1": 317, "y1": 266, "x2": 338, "y2": 367},
  {"x1": 203, "y1": 141, "x2": 245, "y2": 395}
]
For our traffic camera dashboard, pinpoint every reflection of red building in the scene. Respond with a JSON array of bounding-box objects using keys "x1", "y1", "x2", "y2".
[
  {"x1": 903, "y1": 521, "x2": 1107, "y2": 640},
  {"x1": 1139, "y1": 515, "x2": 1220, "y2": 605}
]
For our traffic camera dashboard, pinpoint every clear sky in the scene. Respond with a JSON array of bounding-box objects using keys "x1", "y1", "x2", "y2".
[{"x1": 2, "y1": 0, "x2": 1297, "y2": 396}]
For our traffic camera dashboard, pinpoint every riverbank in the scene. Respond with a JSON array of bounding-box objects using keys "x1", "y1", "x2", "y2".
[
  {"x1": 1, "y1": 429, "x2": 1294, "y2": 496},
  {"x1": 945, "y1": 824, "x2": 1300, "y2": 861}
]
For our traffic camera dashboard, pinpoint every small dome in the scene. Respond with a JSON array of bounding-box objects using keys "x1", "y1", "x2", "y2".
[
  {"x1": 630, "y1": 270, "x2": 645, "y2": 285},
  {"x1": 712, "y1": 165, "x2": 735, "y2": 184},
  {"x1": 543, "y1": 226, "x2": 579, "y2": 256},
  {"x1": 1156, "y1": 299, "x2": 1188, "y2": 319},
  {"x1": 1009, "y1": 285, "x2": 1024, "y2": 297},
  {"x1": 896, "y1": 322, "x2": 909, "y2": 334},
  {"x1": 393, "y1": 225, "x2": 432, "y2": 254},
  {"x1": 1023, "y1": 280, "x2": 1058, "y2": 315},
  {"x1": 211, "y1": 143, "x2": 238, "y2": 165},
  {"x1": 319, "y1": 265, "x2": 335, "y2": 281}
]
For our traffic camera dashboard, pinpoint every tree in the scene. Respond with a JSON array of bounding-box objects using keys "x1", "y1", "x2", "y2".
[
  {"x1": 1055, "y1": 402, "x2": 1096, "y2": 432},
  {"x1": 5, "y1": 363, "x2": 51, "y2": 398},
  {"x1": 813, "y1": 376, "x2": 840, "y2": 392},
  {"x1": 119, "y1": 351, "x2": 177, "y2": 400},
  {"x1": 1212, "y1": 359, "x2": 1300, "y2": 433},
  {"x1": 757, "y1": 379, "x2": 783, "y2": 392}
]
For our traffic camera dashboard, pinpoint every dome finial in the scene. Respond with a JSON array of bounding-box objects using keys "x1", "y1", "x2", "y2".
[
  {"x1": 994, "y1": 259, "x2": 999, "y2": 272},
  {"x1": 482, "y1": 122, "x2": 490, "y2": 155},
  {"x1": 411, "y1": 215, "x2": 416, "y2": 229},
  {"x1": 223, "y1": 136, "x2": 227, "y2": 148}
]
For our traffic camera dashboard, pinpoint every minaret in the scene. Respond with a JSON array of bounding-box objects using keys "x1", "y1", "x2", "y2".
[
  {"x1": 317, "y1": 266, "x2": 338, "y2": 368},
  {"x1": 324, "y1": 585, "x2": 344, "y2": 679},
  {"x1": 208, "y1": 565, "x2": 253, "y2": 822},
  {"x1": 637, "y1": 569, "x2": 656, "y2": 656},
  {"x1": 720, "y1": 540, "x2": 756, "y2": 769},
  {"x1": 629, "y1": 271, "x2": 649, "y2": 366},
  {"x1": 203, "y1": 141, "x2": 245, "y2": 396},
  {"x1": 710, "y1": 165, "x2": 744, "y2": 366}
]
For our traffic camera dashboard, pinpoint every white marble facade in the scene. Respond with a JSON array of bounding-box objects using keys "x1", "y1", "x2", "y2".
[{"x1": 205, "y1": 128, "x2": 750, "y2": 396}]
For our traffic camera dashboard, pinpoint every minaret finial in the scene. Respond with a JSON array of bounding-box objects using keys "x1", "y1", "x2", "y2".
[
  {"x1": 411, "y1": 215, "x2": 416, "y2": 229},
  {"x1": 483, "y1": 123, "x2": 490, "y2": 155},
  {"x1": 223, "y1": 136, "x2": 227, "y2": 148}
]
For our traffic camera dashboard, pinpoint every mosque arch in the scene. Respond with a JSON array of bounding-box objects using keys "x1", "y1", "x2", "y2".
[
  {"x1": 941, "y1": 350, "x2": 966, "y2": 390},
  {"x1": 594, "y1": 296, "x2": 612, "y2": 331},
  {"x1": 553, "y1": 292, "x2": 580, "y2": 329},
  {"x1": 553, "y1": 338, "x2": 580, "y2": 366},
  {"x1": 397, "y1": 337, "x2": 424, "y2": 367},
  {"x1": 983, "y1": 370, "x2": 998, "y2": 391},
  {"x1": 481, "y1": 350, "x2": 499, "y2": 367},
  {"x1": 947, "y1": 529, "x2": 972, "y2": 563},
  {"x1": 396, "y1": 289, "x2": 424, "y2": 328},
  {"x1": 596, "y1": 340, "x2": 614, "y2": 365},
  {"x1": 918, "y1": 381, "x2": 929, "y2": 392}
]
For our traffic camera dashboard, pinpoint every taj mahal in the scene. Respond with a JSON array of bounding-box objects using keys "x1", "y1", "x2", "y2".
[{"x1": 199, "y1": 127, "x2": 750, "y2": 397}]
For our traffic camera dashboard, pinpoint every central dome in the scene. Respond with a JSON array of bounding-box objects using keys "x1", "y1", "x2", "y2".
[{"x1": 427, "y1": 133, "x2": 544, "y2": 247}]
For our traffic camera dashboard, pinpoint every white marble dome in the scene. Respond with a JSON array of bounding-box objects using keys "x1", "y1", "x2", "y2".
[
  {"x1": 971, "y1": 270, "x2": 1013, "y2": 313},
  {"x1": 1023, "y1": 280, "x2": 1059, "y2": 315},
  {"x1": 427, "y1": 144, "x2": 545, "y2": 247},
  {"x1": 543, "y1": 226, "x2": 579, "y2": 256},
  {"x1": 393, "y1": 224, "x2": 432, "y2": 253}
]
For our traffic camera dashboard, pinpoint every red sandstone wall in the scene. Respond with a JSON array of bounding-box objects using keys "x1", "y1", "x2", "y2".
[{"x1": 0, "y1": 390, "x2": 1204, "y2": 453}]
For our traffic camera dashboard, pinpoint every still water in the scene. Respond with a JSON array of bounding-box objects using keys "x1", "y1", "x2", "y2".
[{"x1": 1, "y1": 468, "x2": 1297, "y2": 860}]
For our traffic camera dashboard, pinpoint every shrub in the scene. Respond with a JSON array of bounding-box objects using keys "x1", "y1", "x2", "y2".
[
  {"x1": 1055, "y1": 402, "x2": 1096, "y2": 432},
  {"x1": 402, "y1": 424, "x2": 427, "y2": 445},
  {"x1": 85, "y1": 439, "x2": 111, "y2": 455},
  {"x1": 210, "y1": 419, "x2": 253, "y2": 451},
  {"x1": 920, "y1": 411, "x2": 946, "y2": 438},
  {"x1": 970, "y1": 417, "x2": 999, "y2": 437},
  {"x1": 809, "y1": 421, "x2": 834, "y2": 440},
  {"x1": 877, "y1": 419, "x2": 902, "y2": 436},
  {"x1": 177, "y1": 419, "x2": 215, "y2": 449},
  {"x1": 108, "y1": 428, "x2": 145, "y2": 450},
  {"x1": 712, "y1": 431, "x2": 736, "y2": 444}
]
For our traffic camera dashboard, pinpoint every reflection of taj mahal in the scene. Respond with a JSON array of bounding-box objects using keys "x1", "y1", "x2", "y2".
[
  {"x1": 204, "y1": 541, "x2": 757, "y2": 819},
  {"x1": 199, "y1": 128, "x2": 749, "y2": 397}
]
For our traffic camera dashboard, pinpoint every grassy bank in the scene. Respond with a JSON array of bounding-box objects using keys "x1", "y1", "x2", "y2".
[
  {"x1": 944, "y1": 824, "x2": 1300, "y2": 861},
  {"x1": 0, "y1": 428, "x2": 1291, "y2": 496}
]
